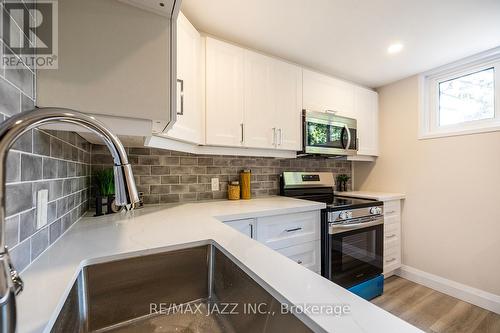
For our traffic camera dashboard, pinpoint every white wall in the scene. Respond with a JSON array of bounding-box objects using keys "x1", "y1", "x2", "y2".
[{"x1": 354, "y1": 75, "x2": 500, "y2": 295}]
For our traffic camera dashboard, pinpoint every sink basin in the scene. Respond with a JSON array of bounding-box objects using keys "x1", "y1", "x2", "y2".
[{"x1": 50, "y1": 242, "x2": 315, "y2": 332}]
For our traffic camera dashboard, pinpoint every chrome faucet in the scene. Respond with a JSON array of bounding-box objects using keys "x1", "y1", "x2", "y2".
[{"x1": 0, "y1": 108, "x2": 139, "y2": 333}]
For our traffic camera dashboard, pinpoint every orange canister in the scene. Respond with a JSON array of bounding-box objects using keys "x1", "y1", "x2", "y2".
[
  {"x1": 228, "y1": 181, "x2": 240, "y2": 200},
  {"x1": 240, "y1": 169, "x2": 251, "y2": 199}
]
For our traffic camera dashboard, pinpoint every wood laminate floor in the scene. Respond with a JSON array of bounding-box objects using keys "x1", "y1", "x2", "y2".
[{"x1": 371, "y1": 276, "x2": 500, "y2": 333}]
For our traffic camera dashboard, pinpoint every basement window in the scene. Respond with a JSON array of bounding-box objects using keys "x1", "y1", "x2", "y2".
[{"x1": 420, "y1": 50, "x2": 500, "y2": 139}]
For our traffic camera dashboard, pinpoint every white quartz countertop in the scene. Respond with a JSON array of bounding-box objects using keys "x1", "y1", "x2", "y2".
[
  {"x1": 17, "y1": 196, "x2": 420, "y2": 333},
  {"x1": 335, "y1": 191, "x2": 406, "y2": 201}
]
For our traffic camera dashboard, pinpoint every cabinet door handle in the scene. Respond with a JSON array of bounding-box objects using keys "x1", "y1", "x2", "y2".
[
  {"x1": 385, "y1": 210, "x2": 396, "y2": 214},
  {"x1": 176, "y1": 79, "x2": 184, "y2": 116},
  {"x1": 249, "y1": 224, "x2": 253, "y2": 238},
  {"x1": 385, "y1": 258, "x2": 397, "y2": 263},
  {"x1": 240, "y1": 123, "x2": 244, "y2": 144},
  {"x1": 385, "y1": 234, "x2": 397, "y2": 239},
  {"x1": 278, "y1": 128, "x2": 283, "y2": 146},
  {"x1": 272, "y1": 127, "x2": 276, "y2": 146},
  {"x1": 285, "y1": 227, "x2": 302, "y2": 233}
]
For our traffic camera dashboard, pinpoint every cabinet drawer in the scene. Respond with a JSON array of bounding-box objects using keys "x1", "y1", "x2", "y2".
[
  {"x1": 384, "y1": 200, "x2": 401, "y2": 217},
  {"x1": 256, "y1": 211, "x2": 320, "y2": 250},
  {"x1": 384, "y1": 214, "x2": 400, "y2": 226},
  {"x1": 276, "y1": 241, "x2": 320, "y2": 272},
  {"x1": 384, "y1": 247, "x2": 401, "y2": 273},
  {"x1": 384, "y1": 223, "x2": 400, "y2": 249}
]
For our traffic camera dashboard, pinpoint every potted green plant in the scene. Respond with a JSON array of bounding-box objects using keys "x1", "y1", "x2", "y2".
[
  {"x1": 94, "y1": 168, "x2": 115, "y2": 216},
  {"x1": 336, "y1": 174, "x2": 351, "y2": 192}
]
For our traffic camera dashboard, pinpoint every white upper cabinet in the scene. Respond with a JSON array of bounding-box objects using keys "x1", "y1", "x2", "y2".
[
  {"x1": 206, "y1": 38, "x2": 301, "y2": 151},
  {"x1": 354, "y1": 87, "x2": 379, "y2": 156},
  {"x1": 36, "y1": 0, "x2": 179, "y2": 134},
  {"x1": 272, "y1": 60, "x2": 302, "y2": 151},
  {"x1": 243, "y1": 50, "x2": 275, "y2": 148},
  {"x1": 303, "y1": 69, "x2": 355, "y2": 118},
  {"x1": 165, "y1": 12, "x2": 204, "y2": 144},
  {"x1": 205, "y1": 38, "x2": 245, "y2": 146}
]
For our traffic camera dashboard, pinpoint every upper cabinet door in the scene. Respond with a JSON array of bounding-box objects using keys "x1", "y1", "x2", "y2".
[
  {"x1": 354, "y1": 87, "x2": 379, "y2": 156},
  {"x1": 273, "y1": 61, "x2": 302, "y2": 151},
  {"x1": 205, "y1": 38, "x2": 245, "y2": 146},
  {"x1": 303, "y1": 69, "x2": 355, "y2": 118},
  {"x1": 243, "y1": 50, "x2": 275, "y2": 149},
  {"x1": 166, "y1": 12, "x2": 204, "y2": 144}
]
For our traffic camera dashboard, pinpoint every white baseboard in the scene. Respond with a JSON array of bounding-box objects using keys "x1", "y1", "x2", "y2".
[{"x1": 396, "y1": 265, "x2": 500, "y2": 315}]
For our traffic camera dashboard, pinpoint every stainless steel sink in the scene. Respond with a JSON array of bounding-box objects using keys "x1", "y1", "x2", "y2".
[{"x1": 50, "y1": 243, "x2": 316, "y2": 332}]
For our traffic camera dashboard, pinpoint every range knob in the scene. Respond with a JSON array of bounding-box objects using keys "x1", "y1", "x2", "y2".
[
  {"x1": 370, "y1": 207, "x2": 382, "y2": 215},
  {"x1": 339, "y1": 211, "x2": 352, "y2": 220}
]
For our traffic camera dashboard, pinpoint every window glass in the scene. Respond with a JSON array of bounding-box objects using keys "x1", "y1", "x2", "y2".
[{"x1": 438, "y1": 68, "x2": 495, "y2": 126}]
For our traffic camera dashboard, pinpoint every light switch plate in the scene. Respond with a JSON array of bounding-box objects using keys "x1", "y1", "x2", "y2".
[
  {"x1": 211, "y1": 178, "x2": 219, "y2": 191},
  {"x1": 36, "y1": 189, "x2": 49, "y2": 229}
]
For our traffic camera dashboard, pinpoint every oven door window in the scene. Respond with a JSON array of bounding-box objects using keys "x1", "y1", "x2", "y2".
[
  {"x1": 330, "y1": 224, "x2": 383, "y2": 288},
  {"x1": 306, "y1": 121, "x2": 356, "y2": 150}
]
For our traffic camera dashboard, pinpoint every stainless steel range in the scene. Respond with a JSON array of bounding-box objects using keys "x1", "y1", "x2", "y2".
[{"x1": 280, "y1": 171, "x2": 385, "y2": 300}]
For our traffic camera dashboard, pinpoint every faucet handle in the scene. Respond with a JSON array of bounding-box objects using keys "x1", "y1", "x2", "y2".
[
  {"x1": 4, "y1": 248, "x2": 23, "y2": 295},
  {"x1": 10, "y1": 266, "x2": 23, "y2": 295}
]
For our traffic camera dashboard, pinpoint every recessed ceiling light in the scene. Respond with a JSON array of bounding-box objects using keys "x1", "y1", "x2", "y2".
[{"x1": 387, "y1": 43, "x2": 404, "y2": 54}]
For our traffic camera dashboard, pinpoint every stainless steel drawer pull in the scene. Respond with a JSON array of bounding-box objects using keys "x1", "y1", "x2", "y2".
[
  {"x1": 285, "y1": 227, "x2": 302, "y2": 233},
  {"x1": 385, "y1": 258, "x2": 397, "y2": 263},
  {"x1": 385, "y1": 210, "x2": 396, "y2": 214},
  {"x1": 297, "y1": 260, "x2": 303, "y2": 264},
  {"x1": 385, "y1": 234, "x2": 397, "y2": 239}
]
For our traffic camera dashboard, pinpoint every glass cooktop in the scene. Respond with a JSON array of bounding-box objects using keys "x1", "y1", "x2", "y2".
[{"x1": 327, "y1": 197, "x2": 382, "y2": 210}]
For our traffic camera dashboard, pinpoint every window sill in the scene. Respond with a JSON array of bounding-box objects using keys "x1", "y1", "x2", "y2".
[{"x1": 418, "y1": 123, "x2": 500, "y2": 140}]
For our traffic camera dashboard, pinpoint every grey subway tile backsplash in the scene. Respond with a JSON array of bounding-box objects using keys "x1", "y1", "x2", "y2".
[
  {"x1": 0, "y1": 7, "x2": 92, "y2": 272},
  {"x1": 6, "y1": 183, "x2": 33, "y2": 216},
  {"x1": 6, "y1": 151, "x2": 20, "y2": 182},
  {"x1": 12, "y1": 129, "x2": 32, "y2": 153},
  {"x1": 10, "y1": 239, "x2": 30, "y2": 272},
  {"x1": 91, "y1": 145, "x2": 352, "y2": 205},
  {"x1": 0, "y1": 78, "x2": 21, "y2": 116},
  {"x1": 5, "y1": 215, "x2": 20, "y2": 249},
  {"x1": 31, "y1": 227, "x2": 49, "y2": 261},
  {"x1": 21, "y1": 154, "x2": 42, "y2": 181},
  {"x1": 19, "y1": 209, "x2": 36, "y2": 242}
]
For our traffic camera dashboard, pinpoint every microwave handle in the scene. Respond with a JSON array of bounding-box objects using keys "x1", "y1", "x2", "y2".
[{"x1": 344, "y1": 124, "x2": 352, "y2": 150}]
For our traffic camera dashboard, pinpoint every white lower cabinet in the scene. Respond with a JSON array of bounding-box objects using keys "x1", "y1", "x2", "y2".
[
  {"x1": 224, "y1": 218, "x2": 256, "y2": 239},
  {"x1": 224, "y1": 210, "x2": 321, "y2": 273},
  {"x1": 383, "y1": 200, "x2": 402, "y2": 275},
  {"x1": 276, "y1": 240, "x2": 321, "y2": 273}
]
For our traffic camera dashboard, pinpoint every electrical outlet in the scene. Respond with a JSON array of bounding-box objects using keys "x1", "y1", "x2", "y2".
[
  {"x1": 36, "y1": 189, "x2": 49, "y2": 229},
  {"x1": 211, "y1": 178, "x2": 219, "y2": 191}
]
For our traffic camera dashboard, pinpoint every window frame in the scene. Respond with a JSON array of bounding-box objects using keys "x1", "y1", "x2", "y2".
[{"x1": 419, "y1": 48, "x2": 500, "y2": 139}]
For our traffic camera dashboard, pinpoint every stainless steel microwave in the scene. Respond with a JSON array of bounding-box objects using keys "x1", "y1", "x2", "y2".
[{"x1": 301, "y1": 110, "x2": 358, "y2": 156}]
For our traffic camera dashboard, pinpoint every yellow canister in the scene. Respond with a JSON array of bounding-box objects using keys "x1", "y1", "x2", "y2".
[
  {"x1": 240, "y1": 169, "x2": 251, "y2": 200},
  {"x1": 228, "y1": 181, "x2": 240, "y2": 200}
]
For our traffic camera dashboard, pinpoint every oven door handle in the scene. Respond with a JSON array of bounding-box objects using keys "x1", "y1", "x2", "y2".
[{"x1": 329, "y1": 218, "x2": 383, "y2": 234}]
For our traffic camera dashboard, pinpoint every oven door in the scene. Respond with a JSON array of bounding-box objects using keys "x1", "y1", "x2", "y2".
[
  {"x1": 325, "y1": 218, "x2": 383, "y2": 288},
  {"x1": 303, "y1": 110, "x2": 357, "y2": 156}
]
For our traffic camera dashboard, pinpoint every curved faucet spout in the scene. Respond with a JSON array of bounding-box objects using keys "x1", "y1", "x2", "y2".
[{"x1": 0, "y1": 107, "x2": 140, "y2": 333}]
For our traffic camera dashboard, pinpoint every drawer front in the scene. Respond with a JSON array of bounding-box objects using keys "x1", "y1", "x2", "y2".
[
  {"x1": 384, "y1": 214, "x2": 400, "y2": 226},
  {"x1": 384, "y1": 200, "x2": 401, "y2": 217},
  {"x1": 384, "y1": 246, "x2": 401, "y2": 273},
  {"x1": 256, "y1": 211, "x2": 320, "y2": 250},
  {"x1": 384, "y1": 223, "x2": 401, "y2": 250},
  {"x1": 276, "y1": 240, "x2": 320, "y2": 272}
]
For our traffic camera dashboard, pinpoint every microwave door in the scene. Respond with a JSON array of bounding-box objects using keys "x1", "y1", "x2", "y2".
[{"x1": 304, "y1": 119, "x2": 355, "y2": 155}]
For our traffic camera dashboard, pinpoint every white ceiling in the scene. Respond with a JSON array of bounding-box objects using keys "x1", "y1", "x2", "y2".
[{"x1": 181, "y1": 0, "x2": 500, "y2": 88}]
